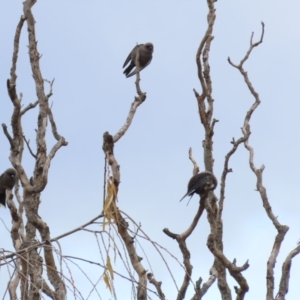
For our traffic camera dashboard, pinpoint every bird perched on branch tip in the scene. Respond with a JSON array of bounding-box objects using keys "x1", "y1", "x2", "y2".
[
  {"x1": 123, "y1": 42, "x2": 154, "y2": 78},
  {"x1": 180, "y1": 171, "x2": 217, "y2": 203},
  {"x1": 0, "y1": 168, "x2": 17, "y2": 207}
]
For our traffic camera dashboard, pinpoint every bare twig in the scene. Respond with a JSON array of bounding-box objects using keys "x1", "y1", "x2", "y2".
[
  {"x1": 191, "y1": 267, "x2": 218, "y2": 300},
  {"x1": 2, "y1": 124, "x2": 14, "y2": 149},
  {"x1": 121, "y1": 210, "x2": 181, "y2": 291},
  {"x1": 228, "y1": 22, "x2": 265, "y2": 70},
  {"x1": 207, "y1": 234, "x2": 249, "y2": 299},
  {"x1": 147, "y1": 273, "x2": 166, "y2": 300},
  {"x1": 20, "y1": 100, "x2": 38, "y2": 115},
  {"x1": 10, "y1": 15, "x2": 26, "y2": 85},
  {"x1": 20, "y1": 79, "x2": 53, "y2": 116},
  {"x1": 0, "y1": 213, "x2": 104, "y2": 262},
  {"x1": 218, "y1": 136, "x2": 245, "y2": 219},
  {"x1": 22, "y1": 135, "x2": 36, "y2": 158},
  {"x1": 188, "y1": 148, "x2": 200, "y2": 175}
]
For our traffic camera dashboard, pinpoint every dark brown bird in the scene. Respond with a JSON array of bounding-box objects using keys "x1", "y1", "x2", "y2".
[
  {"x1": 0, "y1": 168, "x2": 17, "y2": 207},
  {"x1": 123, "y1": 42, "x2": 154, "y2": 78},
  {"x1": 180, "y1": 171, "x2": 217, "y2": 202}
]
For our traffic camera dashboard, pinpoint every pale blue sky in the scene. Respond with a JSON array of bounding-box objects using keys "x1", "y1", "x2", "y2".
[{"x1": 1, "y1": 1, "x2": 300, "y2": 299}]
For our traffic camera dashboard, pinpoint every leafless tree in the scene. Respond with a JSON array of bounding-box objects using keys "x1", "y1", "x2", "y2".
[{"x1": 1, "y1": 1, "x2": 299, "y2": 300}]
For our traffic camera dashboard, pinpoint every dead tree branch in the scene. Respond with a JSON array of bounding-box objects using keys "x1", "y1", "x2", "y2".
[
  {"x1": 277, "y1": 244, "x2": 300, "y2": 300},
  {"x1": 147, "y1": 273, "x2": 166, "y2": 300},
  {"x1": 229, "y1": 21, "x2": 299, "y2": 300},
  {"x1": 189, "y1": 147, "x2": 200, "y2": 176},
  {"x1": 191, "y1": 268, "x2": 218, "y2": 300},
  {"x1": 194, "y1": 1, "x2": 232, "y2": 298},
  {"x1": 22, "y1": 135, "x2": 37, "y2": 159}
]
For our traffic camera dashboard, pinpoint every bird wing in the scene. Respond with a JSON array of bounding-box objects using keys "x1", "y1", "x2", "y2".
[
  {"x1": 0, "y1": 193, "x2": 6, "y2": 207},
  {"x1": 179, "y1": 174, "x2": 209, "y2": 202},
  {"x1": 179, "y1": 191, "x2": 194, "y2": 202},
  {"x1": 125, "y1": 58, "x2": 152, "y2": 78},
  {"x1": 122, "y1": 45, "x2": 138, "y2": 68},
  {"x1": 189, "y1": 173, "x2": 211, "y2": 194},
  {"x1": 0, "y1": 174, "x2": 6, "y2": 207},
  {"x1": 0, "y1": 174, "x2": 3, "y2": 189},
  {"x1": 123, "y1": 52, "x2": 132, "y2": 68}
]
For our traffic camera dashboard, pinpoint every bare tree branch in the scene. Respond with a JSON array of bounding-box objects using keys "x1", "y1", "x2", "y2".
[
  {"x1": 277, "y1": 244, "x2": 300, "y2": 300},
  {"x1": 188, "y1": 147, "x2": 200, "y2": 175},
  {"x1": 121, "y1": 210, "x2": 181, "y2": 292},
  {"x1": 147, "y1": 273, "x2": 166, "y2": 300},
  {"x1": 195, "y1": 1, "x2": 232, "y2": 299},
  {"x1": 228, "y1": 21, "x2": 299, "y2": 300},
  {"x1": 22, "y1": 135, "x2": 37, "y2": 159},
  {"x1": 20, "y1": 100, "x2": 38, "y2": 115},
  {"x1": 10, "y1": 15, "x2": 26, "y2": 85},
  {"x1": 191, "y1": 267, "x2": 218, "y2": 300}
]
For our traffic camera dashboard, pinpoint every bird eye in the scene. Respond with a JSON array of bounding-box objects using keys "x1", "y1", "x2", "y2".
[{"x1": 11, "y1": 174, "x2": 15, "y2": 178}]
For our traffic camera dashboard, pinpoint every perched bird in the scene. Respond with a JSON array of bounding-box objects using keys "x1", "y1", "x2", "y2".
[
  {"x1": 180, "y1": 171, "x2": 217, "y2": 202},
  {"x1": 0, "y1": 168, "x2": 17, "y2": 207},
  {"x1": 123, "y1": 42, "x2": 154, "y2": 78}
]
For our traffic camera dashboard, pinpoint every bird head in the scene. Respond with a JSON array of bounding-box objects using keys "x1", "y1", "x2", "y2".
[
  {"x1": 6, "y1": 169, "x2": 16, "y2": 178},
  {"x1": 145, "y1": 43, "x2": 154, "y2": 52}
]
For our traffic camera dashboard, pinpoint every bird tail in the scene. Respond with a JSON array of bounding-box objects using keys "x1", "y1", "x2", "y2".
[
  {"x1": 179, "y1": 193, "x2": 188, "y2": 202},
  {"x1": 0, "y1": 194, "x2": 6, "y2": 207},
  {"x1": 123, "y1": 63, "x2": 135, "y2": 77}
]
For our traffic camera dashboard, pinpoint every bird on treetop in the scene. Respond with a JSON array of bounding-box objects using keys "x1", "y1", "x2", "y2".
[
  {"x1": 180, "y1": 171, "x2": 217, "y2": 203},
  {"x1": 123, "y1": 42, "x2": 154, "y2": 78}
]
